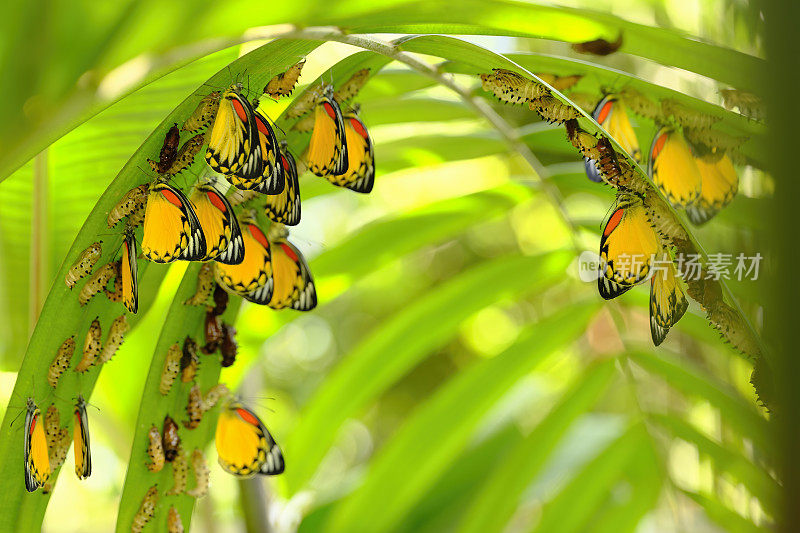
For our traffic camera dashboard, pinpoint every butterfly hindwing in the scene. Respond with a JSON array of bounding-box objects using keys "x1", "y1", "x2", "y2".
[
  {"x1": 265, "y1": 142, "x2": 301, "y2": 226},
  {"x1": 269, "y1": 238, "x2": 317, "y2": 311},
  {"x1": 326, "y1": 109, "x2": 374, "y2": 193},
  {"x1": 190, "y1": 181, "x2": 244, "y2": 265},
  {"x1": 214, "y1": 214, "x2": 272, "y2": 302},
  {"x1": 650, "y1": 257, "x2": 689, "y2": 345},
  {"x1": 686, "y1": 154, "x2": 738, "y2": 225},
  {"x1": 142, "y1": 180, "x2": 207, "y2": 263},
  {"x1": 215, "y1": 401, "x2": 284, "y2": 478}
]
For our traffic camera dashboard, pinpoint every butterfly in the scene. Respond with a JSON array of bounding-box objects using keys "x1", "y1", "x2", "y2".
[
  {"x1": 650, "y1": 254, "x2": 689, "y2": 346},
  {"x1": 268, "y1": 227, "x2": 317, "y2": 311},
  {"x1": 214, "y1": 212, "x2": 273, "y2": 305},
  {"x1": 215, "y1": 400, "x2": 284, "y2": 477},
  {"x1": 598, "y1": 193, "x2": 661, "y2": 300},
  {"x1": 263, "y1": 59, "x2": 305, "y2": 100},
  {"x1": 122, "y1": 226, "x2": 138, "y2": 313},
  {"x1": 73, "y1": 395, "x2": 92, "y2": 479},
  {"x1": 686, "y1": 153, "x2": 738, "y2": 225},
  {"x1": 648, "y1": 127, "x2": 702, "y2": 209},
  {"x1": 265, "y1": 141, "x2": 301, "y2": 226},
  {"x1": 205, "y1": 84, "x2": 264, "y2": 183},
  {"x1": 248, "y1": 108, "x2": 285, "y2": 194},
  {"x1": 307, "y1": 85, "x2": 348, "y2": 177},
  {"x1": 142, "y1": 179, "x2": 207, "y2": 263},
  {"x1": 189, "y1": 179, "x2": 245, "y2": 264},
  {"x1": 324, "y1": 106, "x2": 374, "y2": 193},
  {"x1": 24, "y1": 397, "x2": 50, "y2": 492},
  {"x1": 585, "y1": 95, "x2": 641, "y2": 183}
]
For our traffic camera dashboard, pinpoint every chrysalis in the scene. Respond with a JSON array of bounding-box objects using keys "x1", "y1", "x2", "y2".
[
  {"x1": 286, "y1": 83, "x2": 323, "y2": 118},
  {"x1": 333, "y1": 68, "x2": 371, "y2": 103},
  {"x1": 264, "y1": 59, "x2": 306, "y2": 99},
  {"x1": 184, "y1": 263, "x2": 215, "y2": 306},
  {"x1": 182, "y1": 91, "x2": 221, "y2": 133},
  {"x1": 147, "y1": 123, "x2": 180, "y2": 174},
  {"x1": 202, "y1": 311, "x2": 223, "y2": 354},
  {"x1": 44, "y1": 405, "x2": 69, "y2": 473},
  {"x1": 529, "y1": 96, "x2": 580, "y2": 123},
  {"x1": 48, "y1": 336, "x2": 75, "y2": 388},
  {"x1": 166, "y1": 450, "x2": 189, "y2": 495},
  {"x1": 107, "y1": 185, "x2": 148, "y2": 228},
  {"x1": 167, "y1": 506, "x2": 185, "y2": 533},
  {"x1": 131, "y1": 485, "x2": 159, "y2": 533},
  {"x1": 104, "y1": 260, "x2": 123, "y2": 303},
  {"x1": 65, "y1": 242, "x2": 102, "y2": 289},
  {"x1": 156, "y1": 134, "x2": 205, "y2": 177},
  {"x1": 159, "y1": 343, "x2": 181, "y2": 395},
  {"x1": 660, "y1": 98, "x2": 719, "y2": 130},
  {"x1": 619, "y1": 87, "x2": 662, "y2": 121},
  {"x1": 203, "y1": 384, "x2": 230, "y2": 411},
  {"x1": 98, "y1": 314, "x2": 129, "y2": 364},
  {"x1": 75, "y1": 318, "x2": 102, "y2": 372},
  {"x1": 163, "y1": 415, "x2": 181, "y2": 462},
  {"x1": 479, "y1": 69, "x2": 549, "y2": 105},
  {"x1": 180, "y1": 337, "x2": 200, "y2": 383},
  {"x1": 183, "y1": 385, "x2": 204, "y2": 429},
  {"x1": 78, "y1": 261, "x2": 117, "y2": 306},
  {"x1": 720, "y1": 89, "x2": 764, "y2": 121},
  {"x1": 220, "y1": 323, "x2": 237, "y2": 368},
  {"x1": 146, "y1": 425, "x2": 165, "y2": 473},
  {"x1": 187, "y1": 448, "x2": 210, "y2": 498}
]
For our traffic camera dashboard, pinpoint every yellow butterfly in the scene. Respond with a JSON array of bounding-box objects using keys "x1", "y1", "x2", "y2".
[
  {"x1": 686, "y1": 153, "x2": 738, "y2": 225},
  {"x1": 229, "y1": 107, "x2": 285, "y2": 195},
  {"x1": 122, "y1": 226, "x2": 138, "y2": 313},
  {"x1": 268, "y1": 226, "x2": 317, "y2": 311},
  {"x1": 189, "y1": 179, "x2": 244, "y2": 264},
  {"x1": 142, "y1": 179, "x2": 206, "y2": 263},
  {"x1": 265, "y1": 141, "x2": 301, "y2": 226},
  {"x1": 73, "y1": 395, "x2": 91, "y2": 480},
  {"x1": 324, "y1": 106, "x2": 374, "y2": 193},
  {"x1": 586, "y1": 95, "x2": 640, "y2": 182},
  {"x1": 307, "y1": 85, "x2": 348, "y2": 177},
  {"x1": 215, "y1": 400, "x2": 284, "y2": 477},
  {"x1": 214, "y1": 212, "x2": 273, "y2": 305},
  {"x1": 650, "y1": 254, "x2": 689, "y2": 346},
  {"x1": 24, "y1": 398, "x2": 50, "y2": 492},
  {"x1": 206, "y1": 84, "x2": 265, "y2": 182},
  {"x1": 598, "y1": 193, "x2": 661, "y2": 300},
  {"x1": 648, "y1": 127, "x2": 702, "y2": 208}
]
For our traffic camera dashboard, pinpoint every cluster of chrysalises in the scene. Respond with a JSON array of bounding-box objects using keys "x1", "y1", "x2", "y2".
[{"x1": 479, "y1": 67, "x2": 759, "y2": 356}]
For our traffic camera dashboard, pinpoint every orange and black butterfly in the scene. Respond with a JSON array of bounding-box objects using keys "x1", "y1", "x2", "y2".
[
  {"x1": 189, "y1": 178, "x2": 244, "y2": 264},
  {"x1": 215, "y1": 400, "x2": 284, "y2": 477},
  {"x1": 268, "y1": 226, "x2": 317, "y2": 311},
  {"x1": 648, "y1": 127, "x2": 702, "y2": 209},
  {"x1": 650, "y1": 253, "x2": 689, "y2": 346},
  {"x1": 248, "y1": 109, "x2": 284, "y2": 194},
  {"x1": 142, "y1": 179, "x2": 207, "y2": 263},
  {"x1": 265, "y1": 141, "x2": 301, "y2": 226},
  {"x1": 121, "y1": 226, "x2": 138, "y2": 313},
  {"x1": 598, "y1": 193, "x2": 660, "y2": 300},
  {"x1": 586, "y1": 95, "x2": 641, "y2": 183},
  {"x1": 24, "y1": 397, "x2": 50, "y2": 492},
  {"x1": 206, "y1": 84, "x2": 265, "y2": 183},
  {"x1": 307, "y1": 85, "x2": 348, "y2": 177},
  {"x1": 73, "y1": 395, "x2": 91, "y2": 479},
  {"x1": 214, "y1": 212, "x2": 273, "y2": 305},
  {"x1": 324, "y1": 106, "x2": 374, "y2": 193}
]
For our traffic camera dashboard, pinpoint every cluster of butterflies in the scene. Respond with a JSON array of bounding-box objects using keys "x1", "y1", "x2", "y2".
[
  {"x1": 23, "y1": 60, "x2": 380, "y2": 520},
  {"x1": 480, "y1": 68, "x2": 755, "y2": 346}
]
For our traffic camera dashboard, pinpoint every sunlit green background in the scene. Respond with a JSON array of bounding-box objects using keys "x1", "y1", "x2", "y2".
[{"x1": 0, "y1": 0, "x2": 772, "y2": 531}]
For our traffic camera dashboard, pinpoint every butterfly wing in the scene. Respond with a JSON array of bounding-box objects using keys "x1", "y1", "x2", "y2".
[
  {"x1": 584, "y1": 157, "x2": 603, "y2": 183},
  {"x1": 599, "y1": 96, "x2": 641, "y2": 162},
  {"x1": 686, "y1": 154, "x2": 738, "y2": 225},
  {"x1": 122, "y1": 229, "x2": 139, "y2": 313},
  {"x1": 24, "y1": 401, "x2": 49, "y2": 492},
  {"x1": 599, "y1": 196, "x2": 660, "y2": 298},
  {"x1": 307, "y1": 95, "x2": 349, "y2": 177},
  {"x1": 142, "y1": 182, "x2": 207, "y2": 263},
  {"x1": 269, "y1": 240, "x2": 317, "y2": 311},
  {"x1": 648, "y1": 128, "x2": 702, "y2": 209},
  {"x1": 190, "y1": 183, "x2": 244, "y2": 265},
  {"x1": 650, "y1": 259, "x2": 689, "y2": 345},
  {"x1": 265, "y1": 147, "x2": 301, "y2": 226},
  {"x1": 214, "y1": 218, "x2": 272, "y2": 301},
  {"x1": 206, "y1": 86, "x2": 264, "y2": 181},
  {"x1": 215, "y1": 403, "x2": 284, "y2": 477},
  {"x1": 325, "y1": 112, "x2": 374, "y2": 193},
  {"x1": 73, "y1": 397, "x2": 92, "y2": 479}
]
